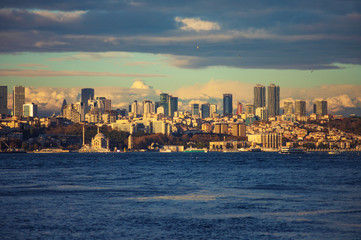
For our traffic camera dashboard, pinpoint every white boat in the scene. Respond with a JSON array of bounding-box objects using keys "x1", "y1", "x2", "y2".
[
  {"x1": 328, "y1": 150, "x2": 341, "y2": 155},
  {"x1": 279, "y1": 147, "x2": 304, "y2": 154}
]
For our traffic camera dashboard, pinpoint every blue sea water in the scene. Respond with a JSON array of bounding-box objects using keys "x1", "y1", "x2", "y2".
[{"x1": 0, "y1": 152, "x2": 361, "y2": 240}]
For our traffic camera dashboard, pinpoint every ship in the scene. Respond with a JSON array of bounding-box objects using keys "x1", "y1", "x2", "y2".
[{"x1": 279, "y1": 147, "x2": 305, "y2": 154}]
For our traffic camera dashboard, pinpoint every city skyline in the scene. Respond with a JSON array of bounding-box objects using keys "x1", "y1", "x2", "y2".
[{"x1": 0, "y1": 1, "x2": 361, "y2": 116}]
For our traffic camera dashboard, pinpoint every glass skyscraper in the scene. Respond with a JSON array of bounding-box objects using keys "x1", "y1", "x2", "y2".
[
  {"x1": 160, "y1": 93, "x2": 169, "y2": 117},
  {"x1": 81, "y1": 88, "x2": 94, "y2": 119},
  {"x1": 13, "y1": 86, "x2": 25, "y2": 117},
  {"x1": 295, "y1": 100, "x2": 306, "y2": 116},
  {"x1": 0, "y1": 86, "x2": 7, "y2": 115},
  {"x1": 168, "y1": 96, "x2": 178, "y2": 117},
  {"x1": 283, "y1": 101, "x2": 293, "y2": 115},
  {"x1": 223, "y1": 94, "x2": 233, "y2": 116},
  {"x1": 314, "y1": 100, "x2": 327, "y2": 116},
  {"x1": 201, "y1": 103, "x2": 210, "y2": 118},
  {"x1": 267, "y1": 84, "x2": 280, "y2": 117},
  {"x1": 191, "y1": 103, "x2": 199, "y2": 116},
  {"x1": 254, "y1": 84, "x2": 266, "y2": 109}
]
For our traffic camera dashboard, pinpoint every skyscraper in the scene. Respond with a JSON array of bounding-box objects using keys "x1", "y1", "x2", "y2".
[
  {"x1": 223, "y1": 94, "x2": 233, "y2": 116},
  {"x1": 267, "y1": 84, "x2": 280, "y2": 117},
  {"x1": 314, "y1": 100, "x2": 327, "y2": 116},
  {"x1": 160, "y1": 93, "x2": 169, "y2": 116},
  {"x1": 254, "y1": 84, "x2": 266, "y2": 109},
  {"x1": 236, "y1": 102, "x2": 243, "y2": 115},
  {"x1": 131, "y1": 100, "x2": 138, "y2": 115},
  {"x1": 201, "y1": 103, "x2": 210, "y2": 118},
  {"x1": 81, "y1": 88, "x2": 94, "y2": 120},
  {"x1": 168, "y1": 96, "x2": 178, "y2": 117},
  {"x1": 143, "y1": 100, "x2": 154, "y2": 115},
  {"x1": 191, "y1": 103, "x2": 199, "y2": 117},
  {"x1": 23, "y1": 103, "x2": 38, "y2": 117},
  {"x1": 13, "y1": 86, "x2": 25, "y2": 117},
  {"x1": 284, "y1": 101, "x2": 293, "y2": 115},
  {"x1": 0, "y1": 86, "x2": 7, "y2": 115},
  {"x1": 210, "y1": 104, "x2": 217, "y2": 117},
  {"x1": 295, "y1": 100, "x2": 306, "y2": 116},
  {"x1": 245, "y1": 104, "x2": 255, "y2": 115}
]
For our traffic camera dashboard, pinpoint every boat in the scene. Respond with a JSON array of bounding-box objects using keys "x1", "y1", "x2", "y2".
[
  {"x1": 279, "y1": 147, "x2": 304, "y2": 154},
  {"x1": 328, "y1": 150, "x2": 341, "y2": 155},
  {"x1": 184, "y1": 148, "x2": 207, "y2": 153}
]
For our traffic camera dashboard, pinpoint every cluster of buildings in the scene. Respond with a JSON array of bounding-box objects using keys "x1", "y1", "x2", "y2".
[{"x1": 0, "y1": 84, "x2": 360, "y2": 152}]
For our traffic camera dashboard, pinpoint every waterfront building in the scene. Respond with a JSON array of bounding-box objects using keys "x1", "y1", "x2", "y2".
[
  {"x1": 284, "y1": 102, "x2": 294, "y2": 115},
  {"x1": 231, "y1": 123, "x2": 246, "y2": 137},
  {"x1": 295, "y1": 100, "x2": 306, "y2": 116},
  {"x1": 23, "y1": 103, "x2": 38, "y2": 117},
  {"x1": 245, "y1": 104, "x2": 255, "y2": 115},
  {"x1": 254, "y1": 84, "x2": 266, "y2": 109},
  {"x1": 168, "y1": 96, "x2": 178, "y2": 117},
  {"x1": 13, "y1": 86, "x2": 25, "y2": 117},
  {"x1": 223, "y1": 94, "x2": 233, "y2": 116},
  {"x1": 201, "y1": 103, "x2": 210, "y2": 118},
  {"x1": 191, "y1": 103, "x2": 199, "y2": 117},
  {"x1": 0, "y1": 86, "x2": 7, "y2": 115},
  {"x1": 267, "y1": 84, "x2": 280, "y2": 117},
  {"x1": 236, "y1": 102, "x2": 243, "y2": 115},
  {"x1": 314, "y1": 100, "x2": 327, "y2": 116},
  {"x1": 81, "y1": 88, "x2": 94, "y2": 120},
  {"x1": 255, "y1": 107, "x2": 268, "y2": 121},
  {"x1": 91, "y1": 127, "x2": 109, "y2": 152}
]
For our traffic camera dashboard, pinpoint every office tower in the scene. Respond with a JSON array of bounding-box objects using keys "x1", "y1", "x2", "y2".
[
  {"x1": 267, "y1": 84, "x2": 280, "y2": 117},
  {"x1": 81, "y1": 88, "x2": 94, "y2": 119},
  {"x1": 0, "y1": 86, "x2": 7, "y2": 115},
  {"x1": 104, "y1": 99, "x2": 111, "y2": 112},
  {"x1": 223, "y1": 94, "x2": 233, "y2": 116},
  {"x1": 314, "y1": 100, "x2": 327, "y2": 116},
  {"x1": 13, "y1": 86, "x2": 25, "y2": 117},
  {"x1": 245, "y1": 104, "x2": 255, "y2": 115},
  {"x1": 236, "y1": 102, "x2": 243, "y2": 115},
  {"x1": 284, "y1": 102, "x2": 293, "y2": 115},
  {"x1": 160, "y1": 93, "x2": 169, "y2": 116},
  {"x1": 295, "y1": 100, "x2": 306, "y2": 116},
  {"x1": 23, "y1": 103, "x2": 38, "y2": 117},
  {"x1": 168, "y1": 96, "x2": 178, "y2": 117},
  {"x1": 60, "y1": 99, "x2": 67, "y2": 116},
  {"x1": 143, "y1": 100, "x2": 154, "y2": 115},
  {"x1": 254, "y1": 84, "x2": 266, "y2": 109},
  {"x1": 255, "y1": 107, "x2": 268, "y2": 121},
  {"x1": 63, "y1": 104, "x2": 81, "y2": 123},
  {"x1": 201, "y1": 103, "x2": 210, "y2": 118},
  {"x1": 131, "y1": 100, "x2": 138, "y2": 115},
  {"x1": 210, "y1": 104, "x2": 217, "y2": 116},
  {"x1": 191, "y1": 103, "x2": 199, "y2": 116}
]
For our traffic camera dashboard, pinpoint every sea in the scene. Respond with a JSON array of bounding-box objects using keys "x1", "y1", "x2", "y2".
[{"x1": 0, "y1": 152, "x2": 361, "y2": 240}]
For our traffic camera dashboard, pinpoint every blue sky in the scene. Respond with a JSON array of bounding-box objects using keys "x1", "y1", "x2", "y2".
[{"x1": 0, "y1": 0, "x2": 361, "y2": 115}]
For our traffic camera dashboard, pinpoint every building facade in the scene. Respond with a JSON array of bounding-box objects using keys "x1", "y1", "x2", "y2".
[
  {"x1": 0, "y1": 86, "x2": 7, "y2": 115},
  {"x1": 23, "y1": 103, "x2": 38, "y2": 117},
  {"x1": 314, "y1": 100, "x2": 327, "y2": 116},
  {"x1": 223, "y1": 94, "x2": 233, "y2": 116},
  {"x1": 267, "y1": 84, "x2": 280, "y2": 117},
  {"x1": 284, "y1": 102, "x2": 294, "y2": 115},
  {"x1": 191, "y1": 103, "x2": 199, "y2": 117},
  {"x1": 81, "y1": 88, "x2": 94, "y2": 121},
  {"x1": 201, "y1": 103, "x2": 210, "y2": 118},
  {"x1": 13, "y1": 86, "x2": 25, "y2": 117},
  {"x1": 295, "y1": 100, "x2": 306, "y2": 116},
  {"x1": 254, "y1": 84, "x2": 266, "y2": 109}
]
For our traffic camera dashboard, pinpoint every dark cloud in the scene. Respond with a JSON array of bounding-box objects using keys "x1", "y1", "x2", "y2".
[{"x1": 1, "y1": 0, "x2": 361, "y2": 69}]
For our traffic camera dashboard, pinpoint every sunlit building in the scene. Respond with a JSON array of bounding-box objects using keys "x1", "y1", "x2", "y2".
[
  {"x1": 267, "y1": 84, "x2": 280, "y2": 117},
  {"x1": 13, "y1": 86, "x2": 25, "y2": 117},
  {"x1": 23, "y1": 103, "x2": 38, "y2": 117},
  {"x1": 314, "y1": 100, "x2": 327, "y2": 116},
  {"x1": 191, "y1": 103, "x2": 199, "y2": 117},
  {"x1": 254, "y1": 84, "x2": 266, "y2": 109},
  {"x1": 284, "y1": 102, "x2": 293, "y2": 115},
  {"x1": 295, "y1": 100, "x2": 306, "y2": 116}
]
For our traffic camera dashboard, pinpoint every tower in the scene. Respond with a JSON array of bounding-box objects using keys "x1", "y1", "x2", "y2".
[
  {"x1": 191, "y1": 103, "x2": 199, "y2": 117},
  {"x1": 23, "y1": 103, "x2": 38, "y2": 117},
  {"x1": 201, "y1": 103, "x2": 210, "y2": 118},
  {"x1": 314, "y1": 100, "x2": 327, "y2": 116},
  {"x1": 168, "y1": 96, "x2": 178, "y2": 117},
  {"x1": 254, "y1": 84, "x2": 266, "y2": 109},
  {"x1": 13, "y1": 86, "x2": 25, "y2": 117},
  {"x1": 160, "y1": 93, "x2": 169, "y2": 117},
  {"x1": 236, "y1": 102, "x2": 243, "y2": 115},
  {"x1": 295, "y1": 100, "x2": 306, "y2": 116},
  {"x1": 0, "y1": 86, "x2": 7, "y2": 115},
  {"x1": 223, "y1": 94, "x2": 233, "y2": 116},
  {"x1": 284, "y1": 102, "x2": 293, "y2": 115},
  {"x1": 81, "y1": 88, "x2": 94, "y2": 120},
  {"x1": 267, "y1": 84, "x2": 280, "y2": 117}
]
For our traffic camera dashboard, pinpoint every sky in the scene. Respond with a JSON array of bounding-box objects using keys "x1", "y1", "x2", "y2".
[{"x1": 0, "y1": 0, "x2": 361, "y2": 116}]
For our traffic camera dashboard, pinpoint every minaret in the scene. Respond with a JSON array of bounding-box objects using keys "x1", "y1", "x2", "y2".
[
  {"x1": 128, "y1": 135, "x2": 133, "y2": 150},
  {"x1": 82, "y1": 124, "x2": 85, "y2": 146}
]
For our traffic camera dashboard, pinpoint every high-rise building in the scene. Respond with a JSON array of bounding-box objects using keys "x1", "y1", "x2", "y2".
[
  {"x1": 314, "y1": 100, "x2": 327, "y2": 116},
  {"x1": 255, "y1": 107, "x2": 268, "y2": 121},
  {"x1": 60, "y1": 99, "x2": 67, "y2": 116},
  {"x1": 0, "y1": 86, "x2": 7, "y2": 115},
  {"x1": 201, "y1": 103, "x2": 210, "y2": 118},
  {"x1": 295, "y1": 100, "x2": 306, "y2": 116},
  {"x1": 223, "y1": 94, "x2": 233, "y2": 116},
  {"x1": 236, "y1": 102, "x2": 243, "y2": 115},
  {"x1": 267, "y1": 84, "x2": 280, "y2": 117},
  {"x1": 284, "y1": 102, "x2": 293, "y2": 115},
  {"x1": 143, "y1": 100, "x2": 154, "y2": 115},
  {"x1": 13, "y1": 86, "x2": 25, "y2": 117},
  {"x1": 231, "y1": 123, "x2": 246, "y2": 137},
  {"x1": 81, "y1": 88, "x2": 94, "y2": 120},
  {"x1": 131, "y1": 100, "x2": 138, "y2": 115},
  {"x1": 254, "y1": 84, "x2": 266, "y2": 109},
  {"x1": 23, "y1": 103, "x2": 38, "y2": 117},
  {"x1": 191, "y1": 103, "x2": 199, "y2": 117},
  {"x1": 168, "y1": 96, "x2": 178, "y2": 117},
  {"x1": 160, "y1": 93, "x2": 169, "y2": 116},
  {"x1": 245, "y1": 104, "x2": 255, "y2": 115},
  {"x1": 210, "y1": 104, "x2": 217, "y2": 117}
]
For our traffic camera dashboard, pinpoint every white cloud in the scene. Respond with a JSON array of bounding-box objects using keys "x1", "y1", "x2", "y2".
[
  {"x1": 175, "y1": 17, "x2": 221, "y2": 32},
  {"x1": 130, "y1": 79, "x2": 153, "y2": 89},
  {"x1": 31, "y1": 10, "x2": 86, "y2": 23}
]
